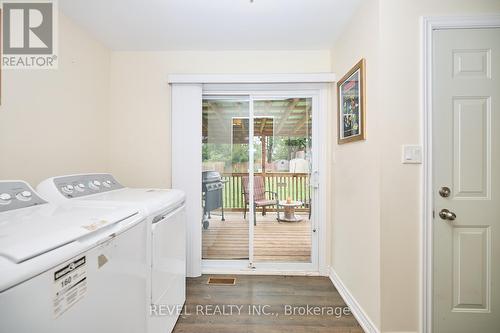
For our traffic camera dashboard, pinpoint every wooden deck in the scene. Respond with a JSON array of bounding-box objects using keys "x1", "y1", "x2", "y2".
[{"x1": 202, "y1": 211, "x2": 311, "y2": 262}]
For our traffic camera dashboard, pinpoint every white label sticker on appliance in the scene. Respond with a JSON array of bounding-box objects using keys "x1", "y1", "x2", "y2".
[{"x1": 53, "y1": 256, "x2": 87, "y2": 318}]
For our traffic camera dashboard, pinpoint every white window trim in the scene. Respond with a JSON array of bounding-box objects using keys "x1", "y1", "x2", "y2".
[{"x1": 168, "y1": 73, "x2": 336, "y2": 84}]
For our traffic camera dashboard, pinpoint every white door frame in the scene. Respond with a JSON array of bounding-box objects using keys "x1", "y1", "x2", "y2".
[
  {"x1": 421, "y1": 15, "x2": 500, "y2": 333},
  {"x1": 201, "y1": 83, "x2": 330, "y2": 276}
]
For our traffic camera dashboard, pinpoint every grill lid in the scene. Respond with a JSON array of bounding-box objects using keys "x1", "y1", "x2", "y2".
[{"x1": 202, "y1": 171, "x2": 221, "y2": 183}]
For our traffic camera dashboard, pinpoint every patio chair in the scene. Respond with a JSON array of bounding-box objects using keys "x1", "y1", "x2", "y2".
[{"x1": 241, "y1": 176, "x2": 279, "y2": 225}]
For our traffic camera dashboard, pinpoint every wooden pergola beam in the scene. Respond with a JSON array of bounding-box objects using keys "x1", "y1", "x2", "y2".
[
  {"x1": 276, "y1": 98, "x2": 301, "y2": 135},
  {"x1": 259, "y1": 117, "x2": 268, "y2": 136},
  {"x1": 203, "y1": 99, "x2": 311, "y2": 142},
  {"x1": 208, "y1": 103, "x2": 229, "y2": 133},
  {"x1": 294, "y1": 104, "x2": 312, "y2": 135}
]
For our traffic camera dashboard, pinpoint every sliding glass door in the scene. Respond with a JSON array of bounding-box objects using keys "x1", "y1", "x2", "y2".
[
  {"x1": 252, "y1": 98, "x2": 313, "y2": 264},
  {"x1": 201, "y1": 96, "x2": 250, "y2": 260},
  {"x1": 201, "y1": 93, "x2": 317, "y2": 271}
]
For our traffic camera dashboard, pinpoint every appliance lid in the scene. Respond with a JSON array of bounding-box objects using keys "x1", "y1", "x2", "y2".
[
  {"x1": 78, "y1": 188, "x2": 186, "y2": 215},
  {"x1": 0, "y1": 203, "x2": 139, "y2": 264}
]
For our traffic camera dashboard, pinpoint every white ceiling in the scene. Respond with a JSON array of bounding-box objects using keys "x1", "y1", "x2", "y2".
[{"x1": 59, "y1": 0, "x2": 363, "y2": 51}]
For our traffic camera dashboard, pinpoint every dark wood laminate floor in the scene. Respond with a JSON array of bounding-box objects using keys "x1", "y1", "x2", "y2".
[{"x1": 173, "y1": 275, "x2": 363, "y2": 333}]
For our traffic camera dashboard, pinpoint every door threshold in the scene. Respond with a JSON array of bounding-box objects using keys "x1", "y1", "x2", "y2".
[
  {"x1": 202, "y1": 269, "x2": 323, "y2": 276},
  {"x1": 202, "y1": 260, "x2": 322, "y2": 276}
]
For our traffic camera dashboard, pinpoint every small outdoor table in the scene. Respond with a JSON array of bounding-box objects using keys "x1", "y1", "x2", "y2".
[{"x1": 278, "y1": 200, "x2": 303, "y2": 222}]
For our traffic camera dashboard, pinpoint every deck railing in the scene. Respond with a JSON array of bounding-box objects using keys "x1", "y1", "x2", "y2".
[{"x1": 221, "y1": 172, "x2": 310, "y2": 211}]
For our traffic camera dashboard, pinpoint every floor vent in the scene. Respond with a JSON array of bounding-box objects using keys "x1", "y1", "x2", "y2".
[{"x1": 207, "y1": 277, "x2": 236, "y2": 285}]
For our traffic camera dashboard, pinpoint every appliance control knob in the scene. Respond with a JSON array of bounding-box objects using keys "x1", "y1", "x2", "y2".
[
  {"x1": 102, "y1": 180, "x2": 112, "y2": 188},
  {"x1": 89, "y1": 180, "x2": 101, "y2": 190},
  {"x1": 61, "y1": 185, "x2": 74, "y2": 194},
  {"x1": 0, "y1": 193, "x2": 12, "y2": 205},
  {"x1": 16, "y1": 190, "x2": 32, "y2": 201},
  {"x1": 75, "y1": 183, "x2": 86, "y2": 192}
]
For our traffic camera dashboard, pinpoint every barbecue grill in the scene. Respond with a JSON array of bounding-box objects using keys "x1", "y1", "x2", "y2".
[{"x1": 202, "y1": 171, "x2": 225, "y2": 229}]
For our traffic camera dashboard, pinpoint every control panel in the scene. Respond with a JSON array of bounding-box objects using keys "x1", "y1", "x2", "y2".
[
  {"x1": 53, "y1": 174, "x2": 123, "y2": 199},
  {"x1": 0, "y1": 181, "x2": 47, "y2": 213}
]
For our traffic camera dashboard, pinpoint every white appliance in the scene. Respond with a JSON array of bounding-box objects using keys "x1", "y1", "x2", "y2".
[
  {"x1": 37, "y1": 174, "x2": 186, "y2": 333},
  {"x1": 0, "y1": 181, "x2": 148, "y2": 333}
]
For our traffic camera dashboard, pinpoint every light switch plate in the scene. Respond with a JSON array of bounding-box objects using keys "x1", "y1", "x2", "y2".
[{"x1": 402, "y1": 145, "x2": 422, "y2": 164}]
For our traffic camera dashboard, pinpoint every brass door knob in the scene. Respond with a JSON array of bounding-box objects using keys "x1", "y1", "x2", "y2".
[{"x1": 439, "y1": 209, "x2": 456, "y2": 221}]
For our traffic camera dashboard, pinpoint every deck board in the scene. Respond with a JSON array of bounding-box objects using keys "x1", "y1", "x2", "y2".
[{"x1": 202, "y1": 212, "x2": 311, "y2": 262}]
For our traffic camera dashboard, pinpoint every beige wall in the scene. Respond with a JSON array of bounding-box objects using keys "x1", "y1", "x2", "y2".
[
  {"x1": 0, "y1": 13, "x2": 111, "y2": 186},
  {"x1": 378, "y1": 1, "x2": 500, "y2": 332},
  {"x1": 4, "y1": 3, "x2": 500, "y2": 331},
  {"x1": 330, "y1": 0, "x2": 381, "y2": 329},
  {"x1": 108, "y1": 50, "x2": 331, "y2": 188}
]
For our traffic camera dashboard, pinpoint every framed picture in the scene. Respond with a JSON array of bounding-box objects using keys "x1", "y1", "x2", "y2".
[{"x1": 337, "y1": 58, "x2": 366, "y2": 144}]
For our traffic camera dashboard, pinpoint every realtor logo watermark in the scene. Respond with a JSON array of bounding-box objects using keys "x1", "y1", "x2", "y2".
[
  {"x1": 2, "y1": 0, "x2": 58, "y2": 69},
  {"x1": 150, "y1": 304, "x2": 352, "y2": 319}
]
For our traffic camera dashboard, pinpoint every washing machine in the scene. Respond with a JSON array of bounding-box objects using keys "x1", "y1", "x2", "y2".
[
  {"x1": 37, "y1": 174, "x2": 186, "y2": 333},
  {"x1": 0, "y1": 180, "x2": 148, "y2": 333}
]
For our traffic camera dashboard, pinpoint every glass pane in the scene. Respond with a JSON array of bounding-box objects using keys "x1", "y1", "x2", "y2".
[
  {"x1": 253, "y1": 98, "x2": 313, "y2": 263},
  {"x1": 202, "y1": 97, "x2": 250, "y2": 260}
]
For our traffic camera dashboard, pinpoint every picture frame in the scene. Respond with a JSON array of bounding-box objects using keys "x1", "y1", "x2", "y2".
[{"x1": 337, "y1": 58, "x2": 366, "y2": 144}]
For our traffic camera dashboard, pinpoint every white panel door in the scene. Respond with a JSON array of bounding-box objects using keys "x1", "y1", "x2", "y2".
[{"x1": 433, "y1": 28, "x2": 500, "y2": 332}]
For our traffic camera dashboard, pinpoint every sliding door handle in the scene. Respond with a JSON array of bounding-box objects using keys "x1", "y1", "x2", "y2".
[{"x1": 311, "y1": 170, "x2": 319, "y2": 189}]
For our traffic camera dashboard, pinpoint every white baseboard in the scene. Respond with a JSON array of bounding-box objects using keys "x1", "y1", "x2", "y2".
[{"x1": 328, "y1": 267, "x2": 380, "y2": 333}]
